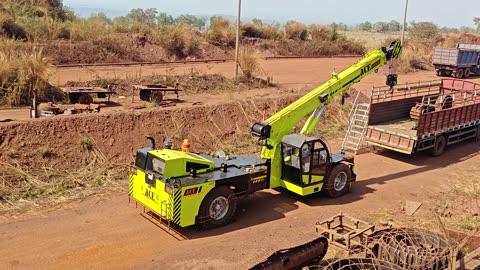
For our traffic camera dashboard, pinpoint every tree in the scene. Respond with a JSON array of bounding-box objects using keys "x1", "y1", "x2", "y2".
[
  {"x1": 45, "y1": 0, "x2": 67, "y2": 20},
  {"x1": 175, "y1": 14, "x2": 206, "y2": 29},
  {"x1": 157, "y1": 12, "x2": 174, "y2": 26},
  {"x1": 409, "y1": 21, "x2": 443, "y2": 45},
  {"x1": 387, "y1": 20, "x2": 401, "y2": 32},
  {"x1": 127, "y1": 8, "x2": 158, "y2": 28},
  {"x1": 372, "y1": 21, "x2": 388, "y2": 32},
  {"x1": 331, "y1": 22, "x2": 348, "y2": 31},
  {"x1": 357, "y1": 21, "x2": 372, "y2": 31},
  {"x1": 474, "y1": 17, "x2": 480, "y2": 32},
  {"x1": 252, "y1": 18, "x2": 262, "y2": 25},
  {"x1": 90, "y1": 12, "x2": 112, "y2": 26}
]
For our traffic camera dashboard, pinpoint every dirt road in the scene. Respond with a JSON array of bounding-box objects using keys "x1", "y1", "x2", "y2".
[{"x1": 1, "y1": 142, "x2": 479, "y2": 270}]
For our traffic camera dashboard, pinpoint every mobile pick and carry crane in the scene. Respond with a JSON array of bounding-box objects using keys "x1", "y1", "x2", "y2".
[{"x1": 128, "y1": 41, "x2": 402, "y2": 229}]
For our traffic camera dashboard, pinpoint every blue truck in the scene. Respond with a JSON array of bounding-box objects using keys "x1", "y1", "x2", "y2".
[{"x1": 433, "y1": 43, "x2": 480, "y2": 78}]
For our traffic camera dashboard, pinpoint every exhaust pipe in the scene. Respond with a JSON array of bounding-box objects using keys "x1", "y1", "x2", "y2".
[{"x1": 146, "y1": 135, "x2": 156, "y2": 149}]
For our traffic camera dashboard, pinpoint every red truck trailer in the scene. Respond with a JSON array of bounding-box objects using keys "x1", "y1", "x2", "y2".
[{"x1": 364, "y1": 79, "x2": 480, "y2": 156}]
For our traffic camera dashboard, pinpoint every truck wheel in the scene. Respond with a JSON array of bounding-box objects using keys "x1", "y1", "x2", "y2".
[
  {"x1": 324, "y1": 163, "x2": 352, "y2": 198},
  {"x1": 78, "y1": 94, "x2": 93, "y2": 104},
  {"x1": 436, "y1": 70, "x2": 443, "y2": 77},
  {"x1": 455, "y1": 69, "x2": 464, "y2": 79},
  {"x1": 431, "y1": 135, "x2": 446, "y2": 157},
  {"x1": 476, "y1": 125, "x2": 480, "y2": 141},
  {"x1": 464, "y1": 68, "x2": 470, "y2": 78},
  {"x1": 198, "y1": 186, "x2": 237, "y2": 229}
]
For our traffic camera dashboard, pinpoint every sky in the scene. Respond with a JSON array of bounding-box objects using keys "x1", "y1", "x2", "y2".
[{"x1": 63, "y1": 0, "x2": 479, "y2": 28}]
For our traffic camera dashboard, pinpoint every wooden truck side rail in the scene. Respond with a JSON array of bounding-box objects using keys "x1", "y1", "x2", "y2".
[{"x1": 417, "y1": 79, "x2": 480, "y2": 138}]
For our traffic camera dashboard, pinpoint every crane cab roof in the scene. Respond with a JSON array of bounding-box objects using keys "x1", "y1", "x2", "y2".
[{"x1": 281, "y1": 134, "x2": 320, "y2": 148}]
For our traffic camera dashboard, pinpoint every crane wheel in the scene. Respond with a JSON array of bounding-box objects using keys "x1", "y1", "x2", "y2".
[
  {"x1": 431, "y1": 135, "x2": 446, "y2": 157},
  {"x1": 197, "y1": 186, "x2": 237, "y2": 229},
  {"x1": 324, "y1": 163, "x2": 351, "y2": 198}
]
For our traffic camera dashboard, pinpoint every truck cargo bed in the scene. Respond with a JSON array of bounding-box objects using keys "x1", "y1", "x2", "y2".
[
  {"x1": 365, "y1": 119, "x2": 417, "y2": 154},
  {"x1": 364, "y1": 79, "x2": 480, "y2": 154}
]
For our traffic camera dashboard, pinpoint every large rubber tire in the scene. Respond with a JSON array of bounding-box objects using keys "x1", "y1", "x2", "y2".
[
  {"x1": 464, "y1": 68, "x2": 471, "y2": 78},
  {"x1": 455, "y1": 69, "x2": 464, "y2": 79},
  {"x1": 197, "y1": 186, "x2": 237, "y2": 229},
  {"x1": 324, "y1": 163, "x2": 352, "y2": 198},
  {"x1": 139, "y1": 90, "x2": 151, "y2": 101},
  {"x1": 431, "y1": 135, "x2": 447, "y2": 157},
  {"x1": 78, "y1": 94, "x2": 93, "y2": 104}
]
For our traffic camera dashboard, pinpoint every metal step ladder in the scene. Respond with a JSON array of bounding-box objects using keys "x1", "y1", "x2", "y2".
[{"x1": 342, "y1": 102, "x2": 370, "y2": 153}]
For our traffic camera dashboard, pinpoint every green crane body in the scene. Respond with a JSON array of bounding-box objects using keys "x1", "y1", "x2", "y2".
[{"x1": 129, "y1": 41, "x2": 402, "y2": 229}]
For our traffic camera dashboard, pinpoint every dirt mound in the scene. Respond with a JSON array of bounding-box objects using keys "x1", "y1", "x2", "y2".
[
  {"x1": 0, "y1": 96, "x2": 297, "y2": 164},
  {"x1": 41, "y1": 33, "x2": 232, "y2": 65},
  {"x1": 456, "y1": 33, "x2": 480, "y2": 44}
]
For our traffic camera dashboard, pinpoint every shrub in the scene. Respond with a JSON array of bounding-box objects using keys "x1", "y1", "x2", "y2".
[
  {"x1": 38, "y1": 145, "x2": 53, "y2": 158},
  {"x1": 155, "y1": 25, "x2": 201, "y2": 58},
  {"x1": 238, "y1": 47, "x2": 264, "y2": 81},
  {"x1": 0, "y1": 42, "x2": 51, "y2": 105},
  {"x1": 285, "y1": 21, "x2": 308, "y2": 40},
  {"x1": 6, "y1": 148, "x2": 16, "y2": 158},
  {"x1": 0, "y1": 14, "x2": 27, "y2": 40},
  {"x1": 207, "y1": 17, "x2": 236, "y2": 47},
  {"x1": 409, "y1": 21, "x2": 443, "y2": 46},
  {"x1": 69, "y1": 17, "x2": 111, "y2": 41},
  {"x1": 310, "y1": 25, "x2": 337, "y2": 41},
  {"x1": 242, "y1": 23, "x2": 283, "y2": 40},
  {"x1": 79, "y1": 137, "x2": 94, "y2": 151},
  {"x1": 17, "y1": 16, "x2": 64, "y2": 41}
]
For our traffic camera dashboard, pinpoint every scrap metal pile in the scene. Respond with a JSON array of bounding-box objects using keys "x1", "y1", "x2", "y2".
[{"x1": 250, "y1": 213, "x2": 458, "y2": 270}]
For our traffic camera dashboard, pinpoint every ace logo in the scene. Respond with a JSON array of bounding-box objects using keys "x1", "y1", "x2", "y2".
[{"x1": 184, "y1": 187, "x2": 202, "y2": 196}]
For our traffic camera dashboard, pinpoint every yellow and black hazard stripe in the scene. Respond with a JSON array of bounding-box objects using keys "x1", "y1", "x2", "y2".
[
  {"x1": 172, "y1": 188, "x2": 182, "y2": 224},
  {"x1": 129, "y1": 174, "x2": 135, "y2": 196}
]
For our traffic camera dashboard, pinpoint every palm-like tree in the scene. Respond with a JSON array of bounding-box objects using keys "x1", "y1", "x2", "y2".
[{"x1": 474, "y1": 17, "x2": 480, "y2": 32}]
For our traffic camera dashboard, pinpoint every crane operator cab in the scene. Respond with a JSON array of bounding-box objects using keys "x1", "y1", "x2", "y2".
[
  {"x1": 280, "y1": 134, "x2": 355, "y2": 197},
  {"x1": 281, "y1": 134, "x2": 330, "y2": 186}
]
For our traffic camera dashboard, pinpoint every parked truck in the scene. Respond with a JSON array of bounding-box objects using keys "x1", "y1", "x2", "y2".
[
  {"x1": 364, "y1": 79, "x2": 480, "y2": 156},
  {"x1": 432, "y1": 43, "x2": 480, "y2": 78}
]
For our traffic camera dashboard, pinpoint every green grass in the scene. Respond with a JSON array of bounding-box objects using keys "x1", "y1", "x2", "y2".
[{"x1": 37, "y1": 145, "x2": 52, "y2": 158}]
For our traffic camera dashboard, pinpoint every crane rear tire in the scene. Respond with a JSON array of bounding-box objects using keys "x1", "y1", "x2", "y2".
[
  {"x1": 197, "y1": 186, "x2": 237, "y2": 229},
  {"x1": 324, "y1": 163, "x2": 352, "y2": 198}
]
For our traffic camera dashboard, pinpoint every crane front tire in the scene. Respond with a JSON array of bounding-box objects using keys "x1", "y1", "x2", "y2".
[{"x1": 324, "y1": 163, "x2": 352, "y2": 198}]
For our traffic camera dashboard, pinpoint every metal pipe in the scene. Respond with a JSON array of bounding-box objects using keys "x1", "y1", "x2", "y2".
[
  {"x1": 234, "y1": 0, "x2": 242, "y2": 81},
  {"x1": 401, "y1": 0, "x2": 409, "y2": 45}
]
